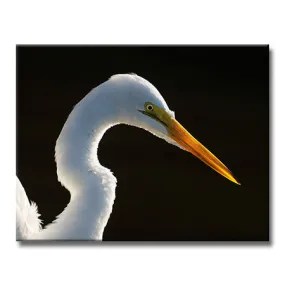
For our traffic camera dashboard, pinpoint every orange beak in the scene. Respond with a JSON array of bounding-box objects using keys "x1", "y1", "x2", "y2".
[{"x1": 167, "y1": 118, "x2": 240, "y2": 185}]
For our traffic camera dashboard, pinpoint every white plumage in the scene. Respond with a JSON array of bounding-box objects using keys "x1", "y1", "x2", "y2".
[
  {"x1": 17, "y1": 73, "x2": 239, "y2": 241},
  {"x1": 16, "y1": 177, "x2": 42, "y2": 239},
  {"x1": 17, "y1": 74, "x2": 175, "y2": 240}
]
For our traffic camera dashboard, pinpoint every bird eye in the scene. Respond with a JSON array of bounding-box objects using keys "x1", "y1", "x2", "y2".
[{"x1": 146, "y1": 104, "x2": 153, "y2": 111}]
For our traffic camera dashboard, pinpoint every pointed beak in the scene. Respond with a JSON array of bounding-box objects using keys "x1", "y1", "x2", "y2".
[{"x1": 167, "y1": 117, "x2": 240, "y2": 185}]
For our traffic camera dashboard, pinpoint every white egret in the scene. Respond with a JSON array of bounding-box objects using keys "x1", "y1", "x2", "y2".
[{"x1": 16, "y1": 74, "x2": 239, "y2": 240}]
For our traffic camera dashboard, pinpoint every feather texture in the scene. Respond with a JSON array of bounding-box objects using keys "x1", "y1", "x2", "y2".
[
  {"x1": 16, "y1": 177, "x2": 42, "y2": 240},
  {"x1": 16, "y1": 74, "x2": 174, "y2": 240}
]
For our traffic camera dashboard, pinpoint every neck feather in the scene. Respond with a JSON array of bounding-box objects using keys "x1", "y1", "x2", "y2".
[{"x1": 33, "y1": 92, "x2": 118, "y2": 240}]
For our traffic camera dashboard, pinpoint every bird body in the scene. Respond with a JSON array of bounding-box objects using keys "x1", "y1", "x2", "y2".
[{"x1": 16, "y1": 74, "x2": 239, "y2": 240}]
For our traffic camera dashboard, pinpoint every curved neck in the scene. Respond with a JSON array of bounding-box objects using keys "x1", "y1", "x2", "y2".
[{"x1": 34, "y1": 93, "x2": 118, "y2": 240}]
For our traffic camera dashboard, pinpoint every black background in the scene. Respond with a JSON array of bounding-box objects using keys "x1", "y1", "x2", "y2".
[{"x1": 16, "y1": 46, "x2": 269, "y2": 241}]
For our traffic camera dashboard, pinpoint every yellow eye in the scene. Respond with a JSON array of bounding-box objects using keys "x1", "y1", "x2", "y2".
[{"x1": 146, "y1": 104, "x2": 154, "y2": 111}]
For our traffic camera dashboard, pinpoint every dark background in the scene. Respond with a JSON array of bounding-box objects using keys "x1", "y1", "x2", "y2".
[{"x1": 16, "y1": 46, "x2": 269, "y2": 241}]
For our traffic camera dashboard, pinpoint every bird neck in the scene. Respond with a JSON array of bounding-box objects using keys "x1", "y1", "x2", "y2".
[{"x1": 40, "y1": 93, "x2": 118, "y2": 240}]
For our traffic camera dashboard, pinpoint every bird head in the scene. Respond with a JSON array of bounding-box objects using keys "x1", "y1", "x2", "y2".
[{"x1": 109, "y1": 74, "x2": 240, "y2": 185}]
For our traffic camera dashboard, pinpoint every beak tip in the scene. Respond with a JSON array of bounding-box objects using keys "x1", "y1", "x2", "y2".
[{"x1": 232, "y1": 177, "x2": 241, "y2": 186}]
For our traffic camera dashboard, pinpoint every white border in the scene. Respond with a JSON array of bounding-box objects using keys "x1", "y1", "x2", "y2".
[{"x1": 1, "y1": 1, "x2": 284, "y2": 284}]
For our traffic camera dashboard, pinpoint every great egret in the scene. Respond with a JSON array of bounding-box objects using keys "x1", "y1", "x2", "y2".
[{"x1": 16, "y1": 74, "x2": 239, "y2": 240}]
